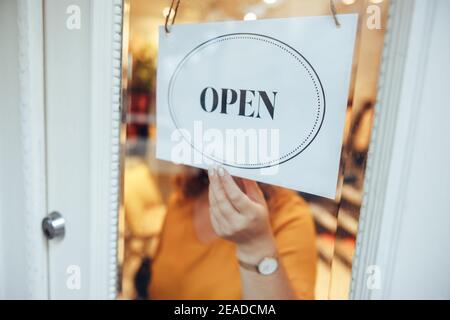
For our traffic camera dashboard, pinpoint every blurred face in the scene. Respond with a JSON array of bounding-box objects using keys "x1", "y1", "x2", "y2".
[
  {"x1": 183, "y1": 166, "x2": 202, "y2": 179},
  {"x1": 182, "y1": 166, "x2": 245, "y2": 192}
]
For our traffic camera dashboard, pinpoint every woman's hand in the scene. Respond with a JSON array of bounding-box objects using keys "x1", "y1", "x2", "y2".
[
  {"x1": 208, "y1": 166, "x2": 298, "y2": 299},
  {"x1": 208, "y1": 166, "x2": 277, "y2": 264}
]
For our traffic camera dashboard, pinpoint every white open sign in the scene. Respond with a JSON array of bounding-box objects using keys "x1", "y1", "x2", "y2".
[{"x1": 157, "y1": 15, "x2": 357, "y2": 199}]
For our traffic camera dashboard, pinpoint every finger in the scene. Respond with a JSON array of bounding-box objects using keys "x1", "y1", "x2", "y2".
[
  {"x1": 208, "y1": 166, "x2": 239, "y2": 217},
  {"x1": 208, "y1": 167, "x2": 238, "y2": 223},
  {"x1": 209, "y1": 205, "x2": 224, "y2": 237},
  {"x1": 242, "y1": 178, "x2": 265, "y2": 205},
  {"x1": 216, "y1": 166, "x2": 252, "y2": 212},
  {"x1": 208, "y1": 185, "x2": 229, "y2": 234},
  {"x1": 208, "y1": 178, "x2": 217, "y2": 207}
]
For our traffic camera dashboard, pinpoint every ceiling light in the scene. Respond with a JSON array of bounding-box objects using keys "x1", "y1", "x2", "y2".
[
  {"x1": 162, "y1": 6, "x2": 172, "y2": 18},
  {"x1": 244, "y1": 12, "x2": 257, "y2": 21}
]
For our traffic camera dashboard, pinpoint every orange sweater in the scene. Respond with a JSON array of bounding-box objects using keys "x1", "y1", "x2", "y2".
[{"x1": 149, "y1": 187, "x2": 317, "y2": 299}]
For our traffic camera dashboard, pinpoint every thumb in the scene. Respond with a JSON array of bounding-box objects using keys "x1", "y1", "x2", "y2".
[{"x1": 242, "y1": 179, "x2": 265, "y2": 205}]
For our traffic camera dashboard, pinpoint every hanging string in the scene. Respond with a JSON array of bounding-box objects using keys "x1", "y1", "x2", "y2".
[
  {"x1": 164, "y1": 0, "x2": 339, "y2": 32},
  {"x1": 164, "y1": 0, "x2": 181, "y2": 33},
  {"x1": 330, "y1": 0, "x2": 341, "y2": 28}
]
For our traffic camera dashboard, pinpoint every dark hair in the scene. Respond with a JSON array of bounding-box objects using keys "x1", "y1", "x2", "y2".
[
  {"x1": 175, "y1": 168, "x2": 210, "y2": 198},
  {"x1": 175, "y1": 168, "x2": 274, "y2": 201}
]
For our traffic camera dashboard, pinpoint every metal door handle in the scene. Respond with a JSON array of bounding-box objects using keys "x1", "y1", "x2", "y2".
[{"x1": 42, "y1": 211, "x2": 65, "y2": 240}]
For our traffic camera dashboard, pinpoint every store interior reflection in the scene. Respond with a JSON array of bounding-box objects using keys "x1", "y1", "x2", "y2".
[{"x1": 118, "y1": 0, "x2": 389, "y2": 299}]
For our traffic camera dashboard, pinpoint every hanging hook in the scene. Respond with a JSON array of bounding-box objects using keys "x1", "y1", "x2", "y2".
[
  {"x1": 164, "y1": 0, "x2": 181, "y2": 34},
  {"x1": 330, "y1": 0, "x2": 341, "y2": 28},
  {"x1": 164, "y1": 0, "x2": 337, "y2": 32}
]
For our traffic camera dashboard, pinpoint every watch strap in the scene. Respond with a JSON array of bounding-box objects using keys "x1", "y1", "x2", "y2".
[
  {"x1": 238, "y1": 255, "x2": 279, "y2": 274},
  {"x1": 238, "y1": 259, "x2": 259, "y2": 273}
]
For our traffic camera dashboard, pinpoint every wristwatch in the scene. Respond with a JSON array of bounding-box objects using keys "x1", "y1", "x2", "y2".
[{"x1": 238, "y1": 256, "x2": 279, "y2": 275}]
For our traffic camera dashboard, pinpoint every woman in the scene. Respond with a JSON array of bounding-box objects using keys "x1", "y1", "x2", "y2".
[{"x1": 149, "y1": 166, "x2": 317, "y2": 299}]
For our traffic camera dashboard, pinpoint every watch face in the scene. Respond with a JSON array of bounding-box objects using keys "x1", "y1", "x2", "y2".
[{"x1": 258, "y1": 257, "x2": 278, "y2": 275}]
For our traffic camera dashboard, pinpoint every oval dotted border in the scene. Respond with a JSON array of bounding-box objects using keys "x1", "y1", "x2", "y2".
[{"x1": 168, "y1": 33, "x2": 326, "y2": 169}]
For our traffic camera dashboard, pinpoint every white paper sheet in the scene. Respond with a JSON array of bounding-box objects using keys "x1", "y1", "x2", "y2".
[{"x1": 156, "y1": 15, "x2": 358, "y2": 199}]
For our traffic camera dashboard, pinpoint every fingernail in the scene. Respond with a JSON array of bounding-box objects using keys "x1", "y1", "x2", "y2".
[
  {"x1": 208, "y1": 166, "x2": 215, "y2": 177},
  {"x1": 217, "y1": 166, "x2": 225, "y2": 177}
]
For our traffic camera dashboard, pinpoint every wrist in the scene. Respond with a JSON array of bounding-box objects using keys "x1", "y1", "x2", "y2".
[{"x1": 236, "y1": 233, "x2": 277, "y2": 265}]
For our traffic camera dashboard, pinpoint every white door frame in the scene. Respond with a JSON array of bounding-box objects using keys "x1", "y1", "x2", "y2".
[
  {"x1": 43, "y1": 0, "x2": 124, "y2": 299},
  {"x1": 0, "y1": 0, "x2": 123, "y2": 299},
  {"x1": 87, "y1": 0, "x2": 125, "y2": 300},
  {"x1": 351, "y1": 0, "x2": 450, "y2": 299}
]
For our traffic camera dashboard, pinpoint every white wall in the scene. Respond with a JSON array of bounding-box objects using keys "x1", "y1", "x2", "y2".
[
  {"x1": 0, "y1": 0, "x2": 29, "y2": 299},
  {"x1": 386, "y1": 0, "x2": 450, "y2": 299}
]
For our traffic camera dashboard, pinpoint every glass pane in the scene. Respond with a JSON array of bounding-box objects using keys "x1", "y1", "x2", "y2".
[
  {"x1": 328, "y1": 0, "x2": 390, "y2": 300},
  {"x1": 118, "y1": 0, "x2": 388, "y2": 300}
]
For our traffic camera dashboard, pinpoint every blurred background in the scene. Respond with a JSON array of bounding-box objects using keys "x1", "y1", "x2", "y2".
[{"x1": 118, "y1": 0, "x2": 389, "y2": 300}]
